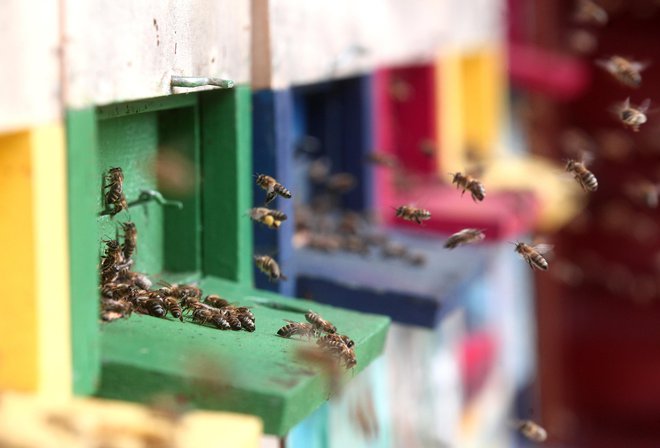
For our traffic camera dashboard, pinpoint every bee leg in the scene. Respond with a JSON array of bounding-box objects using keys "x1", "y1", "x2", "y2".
[{"x1": 414, "y1": 217, "x2": 421, "y2": 224}]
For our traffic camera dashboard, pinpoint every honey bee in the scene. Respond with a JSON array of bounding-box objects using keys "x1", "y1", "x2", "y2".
[
  {"x1": 223, "y1": 310, "x2": 242, "y2": 331},
  {"x1": 211, "y1": 313, "x2": 232, "y2": 330},
  {"x1": 234, "y1": 306, "x2": 255, "y2": 322},
  {"x1": 163, "y1": 296, "x2": 183, "y2": 321},
  {"x1": 624, "y1": 181, "x2": 660, "y2": 208},
  {"x1": 165, "y1": 283, "x2": 202, "y2": 300},
  {"x1": 100, "y1": 298, "x2": 134, "y2": 320},
  {"x1": 104, "y1": 167, "x2": 128, "y2": 215},
  {"x1": 124, "y1": 271, "x2": 152, "y2": 290},
  {"x1": 204, "y1": 294, "x2": 230, "y2": 309},
  {"x1": 142, "y1": 297, "x2": 166, "y2": 318},
  {"x1": 381, "y1": 242, "x2": 408, "y2": 259},
  {"x1": 277, "y1": 320, "x2": 318, "y2": 339},
  {"x1": 394, "y1": 205, "x2": 431, "y2": 224},
  {"x1": 364, "y1": 152, "x2": 398, "y2": 168},
  {"x1": 254, "y1": 255, "x2": 287, "y2": 281},
  {"x1": 405, "y1": 252, "x2": 427, "y2": 266},
  {"x1": 513, "y1": 419, "x2": 548, "y2": 442},
  {"x1": 514, "y1": 242, "x2": 553, "y2": 271},
  {"x1": 248, "y1": 207, "x2": 286, "y2": 229},
  {"x1": 305, "y1": 310, "x2": 337, "y2": 334},
  {"x1": 618, "y1": 97, "x2": 650, "y2": 132},
  {"x1": 574, "y1": 0, "x2": 608, "y2": 25},
  {"x1": 306, "y1": 233, "x2": 342, "y2": 253},
  {"x1": 565, "y1": 157, "x2": 598, "y2": 192},
  {"x1": 341, "y1": 235, "x2": 370, "y2": 256},
  {"x1": 295, "y1": 345, "x2": 342, "y2": 395},
  {"x1": 450, "y1": 171, "x2": 486, "y2": 202},
  {"x1": 325, "y1": 173, "x2": 357, "y2": 194},
  {"x1": 322, "y1": 342, "x2": 357, "y2": 369},
  {"x1": 255, "y1": 174, "x2": 292, "y2": 204},
  {"x1": 317, "y1": 333, "x2": 354, "y2": 350},
  {"x1": 444, "y1": 228, "x2": 486, "y2": 249},
  {"x1": 597, "y1": 56, "x2": 648, "y2": 88},
  {"x1": 191, "y1": 307, "x2": 214, "y2": 325},
  {"x1": 121, "y1": 221, "x2": 137, "y2": 260},
  {"x1": 101, "y1": 239, "x2": 124, "y2": 269},
  {"x1": 237, "y1": 313, "x2": 256, "y2": 332}
]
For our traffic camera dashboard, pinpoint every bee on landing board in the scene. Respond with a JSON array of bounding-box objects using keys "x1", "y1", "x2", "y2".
[
  {"x1": 514, "y1": 242, "x2": 553, "y2": 271},
  {"x1": 597, "y1": 56, "x2": 648, "y2": 88},
  {"x1": 573, "y1": 0, "x2": 608, "y2": 25},
  {"x1": 204, "y1": 294, "x2": 230, "y2": 309},
  {"x1": 305, "y1": 310, "x2": 337, "y2": 334},
  {"x1": 277, "y1": 320, "x2": 318, "y2": 339},
  {"x1": 255, "y1": 174, "x2": 292, "y2": 205},
  {"x1": 163, "y1": 296, "x2": 183, "y2": 321},
  {"x1": 104, "y1": 167, "x2": 128, "y2": 215},
  {"x1": 512, "y1": 419, "x2": 548, "y2": 443},
  {"x1": 444, "y1": 228, "x2": 486, "y2": 249},
  {"x1": 394, "y1": 205, "x2": 431, "y2": 225},
  {"x1": 254, "y1": 255, "x2": 287, "y2": 281},
  {"x1": 617, "y1": 97, "x2": 650, "y2": 132},
  {"x1": 450, "y1": 171, "x2": 486, "y2": 202},
  {"x1": 565, "y1": 157, "x2": 598, "y2": 192}
]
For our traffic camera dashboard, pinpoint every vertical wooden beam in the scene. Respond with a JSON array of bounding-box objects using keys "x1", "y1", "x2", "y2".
[{"x1": 0, "y1": 124, "x2": 72, "y2": 398}]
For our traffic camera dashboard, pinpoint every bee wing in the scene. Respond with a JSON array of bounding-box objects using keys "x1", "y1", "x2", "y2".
[
  {"x1": 580, "y1": 150, "x2": 595, "y2": 165},
  {"x1": 595, "y1": 58, "x2": 613, "y2": 72},
  {"x1": 532, "y1": 243, "x2": 554, "y2": 255},
  {"x1": 631, "y1": 61, "x2": 651, "y2": 72},
  {"x1": 623, "y1": 97, "x2": 631, "y2": 110},
  {"x1": 265, "y1": 190, "x2": 277, "y2": 205},
  {"x1": 283, "y1": 319, "x2": 301, "y2": 324},
  {"x1": 639, "y1": 98, "x2": 651, "y2": 113}
]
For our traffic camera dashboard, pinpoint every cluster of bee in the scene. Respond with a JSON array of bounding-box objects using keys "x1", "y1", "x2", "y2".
[
  {"x1": 99, "y1": 168, "x2": 255, "y2": 331},
  {"x1": 279, "y1": 311, "x2": 357, "y2": 373}
]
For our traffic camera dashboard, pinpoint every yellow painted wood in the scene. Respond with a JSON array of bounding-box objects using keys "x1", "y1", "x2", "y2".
[
  {"x1": 0, "y1": 391, "x2": 262, "y2": 447},
  {"x1": 0, "y1": 124, "x2": 71, "y2": 398},
  {"x1": 437, "y1": 46, "x2": 507, "y2": 174}
]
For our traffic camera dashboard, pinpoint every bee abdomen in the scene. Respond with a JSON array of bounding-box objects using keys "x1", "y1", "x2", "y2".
[
  {"x1": 532, "y1": 254, "x2": 549, "y2": 270},
  {"x1": 277, "y1": 324, "x2": 295, "y2": 338},
  {"x1": 581, "y1": 172, "x2": 598, "y2": 191},
  {"x1": 145, "y1": 298, "x2": 166, "y2": 318},
  {"x1": 211, "y1": 315, "x2": 231, "y2": 330},
  {"x1": 239, "y1": 315, "x2": 255, "y2": 332},
  {"x1": 274, "y1": 184, "x2": 292, "y2": 198}
]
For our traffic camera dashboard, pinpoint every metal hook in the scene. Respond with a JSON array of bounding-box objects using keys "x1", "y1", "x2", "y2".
[
  {"x1": 128, "y1": 189, "x2": 184, "y2": 209},
  {"x1": 170, "y1": 76, "x2": 235, "y2": 90}
]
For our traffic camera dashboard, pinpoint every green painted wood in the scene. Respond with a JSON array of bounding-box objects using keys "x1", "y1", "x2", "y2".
[
  {"x1": 97, "y1": 95, "x2": 197, "y2": 120},
  {"x1": 66, "y1": 108, "x2": 101, "y2": 395},
  {"x1": 159, "y1": 106, "x2": 202, "y2": 273},
  {"x1": 200, "y1": 87, "x2": 254, "y2": 286},
  {"x1": 97, "y1": 276, "x2": 390, "y2": 435}
]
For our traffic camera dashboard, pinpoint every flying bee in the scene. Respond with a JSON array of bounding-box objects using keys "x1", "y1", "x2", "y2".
[
  {"x1": 103, "y1": 167, "x2": 128, "y2": 215},
  {"x1": 597, "y1": 56, "x2": 648, "y2": 88},
  {"x1": 277, "y1": 320, "x2": 318, "y2": 339},
  {"x1": 255, "y1": 174, "x2": 292, "y2": 204},
  {"x1": 513, "y1": 419, "x2": 548, "y2": 443},
  {"x1": 254, "y1": 255, "x2": 287, "y2": 281},
  {"x1": 204, "y1": 294, "x2": 230, "y2": 309},
  {"x1": 624, "y1": 181, "x2": 660, "y2": 208},
  {"x1": 364, "y1": 152, "x2": 398, "y2": 168},
  {"x1": 574, "y1": 0, "x2": 607, "y2": 25},
  {"x1": 451, "y1": 171, "x2": 486, "y2": 202},
  {"x1": 444, "y1": 228, "x2": 486, "y2": 249},
  {"x1": 514, "y1": 242, "x2": 553, "y2": 271},
  {"x1": 295, "y1": 345, "x2": 342, "y2": 395},
  {"x1": 120, "y1": 221, "x2": 137, "y2": 260},
  {"x1": 325, "y1": 173, "x2": 357, "y2": 195},
  {"x1": 394, "y1": 205, "x2": 431, "y2": 225},
  {"x1": 305, "y1": 310, "x2": 337, "y2": 334},
  {"x1": 163, "y1": 296, "x2": 183, "y2": 321},
  {"x1": 617, "y1": 97, "x2": 650, "y2": 132},
  {"x1": 248, "y1": 207, "x2": 286, "y2": 229},
  {"x1": 565, "y1": 157, "x2": 598, "y2": 192}
]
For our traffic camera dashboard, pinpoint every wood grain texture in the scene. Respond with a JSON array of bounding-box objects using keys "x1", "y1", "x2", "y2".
[
  {"x1": 64, "y1": 0, "x2": 251, "y2": 107},
  {"x1": 0, "y1": 0, "x2": 60, "y2": 132},
  {"x1": 252, "y1": 0, "x2": 505, "y2": 89}
]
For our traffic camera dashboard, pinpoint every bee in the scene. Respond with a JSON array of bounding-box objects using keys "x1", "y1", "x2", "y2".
[
  {"x1": 124, "y1": 271, "x2": 152, "y2": 290},
  {"x1": 323, "y1": 342, "x2": 357, "y2": 369},
  {"x1": 142, "y1": 297, "x2": 166, "y2": 318},
  {"x1": 254, "y1": 255, "x2": 287, "y2": 281},
  {"x1": 514, "y1": 242, "x2": 553, "y2": 271},
  {"x1": 444, "y1": 228, "x2": 486, "y2": 249},
  {"x1": 325, "y1": 173, "x2": 356, "y2": 195},
  {"x1": 248, "y1": 207, "x2": 286, "y2": 229},
  {"x1": 163, "y1": 296, "x2": 183, "y2": 321},
  {"x1": 101, "y1": 299, "x2": 134, "y2": 319},
  {"x1": 210, "y1": 313, "x2": 232, "y2": 330},
  {"x1": 451, "y1": 171, "x2": 486, "y2": 202},
  {"x1": 165, "y1": 283, "x2": 202, "y2": 300},
  {"x1": 191, "y1": 307, "x2": 214, "y2": 325},
  {"x1": 624, "y1": 181, "x2": 660, "y2": 208},
  {"x1": 101, "y1": 239, "x2": 124, "y2": 269},
  {"x1": 565, "y1": 157, "x2": 598, "y2": 192},
  {"x1": 574, "y1": 0, "x2": 608, "y2": 25},
  {"x1": 255, "y1": 174, "x2": 292, "y2": 204},
  {"x1": 103, "y1": 167, "x2": 128, "y2": 215},
  {"x1": 618, "y1": 98, "x2": 650, "y2": 132},
  {"x1": 394, "y1": 205, "x2": 431, "y2": 224},
  {"x1": 121, "y1": 221, "x2": 137, "y2": 260},
  {"x1": 306, "y1": 233, "x2": 342, "y2": 253},
  {"x1": 341, "y1": 235, "x2": 370, "y2": 256},
  {"x1": 238, "y1": 314, "x2": 256, "y2": 332},
  {"x1": 235, "y1": 306, "x2": 255, "y2": 322},
  {"x1": 317, "y1": 333, "x2": 354, "y2": 350},
  {"x1": 405, "y1": 252, "x2": 427, "y2": 266},
  {"x1": 223, "y1": 310, "x2": 242, "y2": 331},
  {"x1": 513, "y1": 419, "x2": 548, "y2": 443},
  {"x1": 381, "y1": 242, "x2": 408, "y2": 259},
  {"x1": 277, "y1": 320, "x2": 318, "y2": 339},
  {"x1": 295, "y1": 345, "x2": 342, "y2": 395},
  {"x1": 305, "y1": 310, "x2": 337, "y2": 334},
  {"x1": 204, "y1": 294, "x2": 230, "y2": 309},
  {"x1": 180, "y1": 295, "x2": 202, "y2": 312},
  {"x1": 597, "y1": 56, "x2": 648, "y2": 88},
  {"x1": 364, "y1": 152, "x2": 398, "y2": 168}
]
